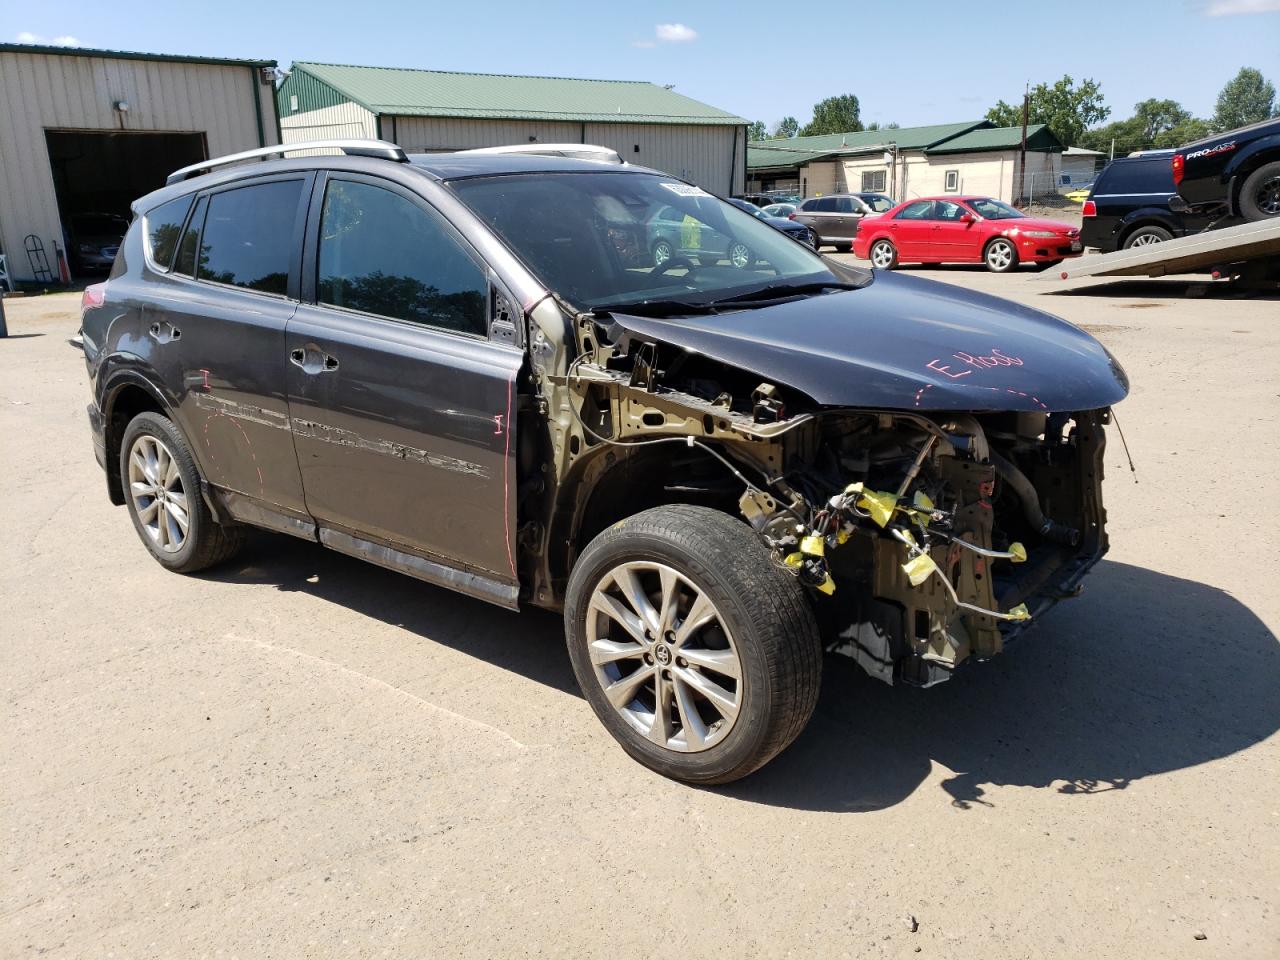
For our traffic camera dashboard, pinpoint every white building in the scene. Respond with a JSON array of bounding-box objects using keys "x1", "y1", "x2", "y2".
[
  {"x1": 0, "y1": 43, "x2": 279, "y2": 283},
  {"x1": 278, "y1": 61, "x2": 747, "y2": 197},
  {"x1": 747, "y1": 121, "x2": 1068, "y2": 204}
]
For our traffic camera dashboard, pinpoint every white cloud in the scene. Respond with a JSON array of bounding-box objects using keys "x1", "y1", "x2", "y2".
[
  {"x1": 655, "y1": 23, "x2": 698, "y2": 42},
  {"x1": 1204, "y1": 0, "x2": 1280, "y2": 15},
  {"x1": 13, "y1": 31, "x2": 82, "y2": 46}
]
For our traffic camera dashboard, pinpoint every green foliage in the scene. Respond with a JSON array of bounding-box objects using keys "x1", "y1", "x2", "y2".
[
  {"x1": 772, "y1": 116, "x2": 799, "y2": 138},
  {"x1": 986, "y1": 76, "x2": 1110, "y2": 147},
  {"x1": 746, "y1": 120, "x2": 768, "y2": 142},
  {"x1": 799, "y1": 95, "x2": 862, "y2": 137},
  {"x1": 1079, "y1": 99, "x2": 1213, "y2": 154},
  {"x1": 1213, "y1": 67, "x2": 1277, "y2": 131}
]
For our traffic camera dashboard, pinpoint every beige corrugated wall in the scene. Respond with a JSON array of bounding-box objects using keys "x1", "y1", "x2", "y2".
[
  {"x1": 382, "y1": 116, "x2": 743, "y2": 195},
  {"x1": 281, "y1": 102, "x2": 378, "y2": 142},
  {"x1": 0, "y1": 50, "x2": 278, "y2": 281}
]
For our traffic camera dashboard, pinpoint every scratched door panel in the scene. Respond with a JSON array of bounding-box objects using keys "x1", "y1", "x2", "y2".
[
  {"x1": 149, "y1": 278, "x2": 307, "y2": 515},
  {"x1": 285, "y1": 305, "x2": 522, "y2": 581}
]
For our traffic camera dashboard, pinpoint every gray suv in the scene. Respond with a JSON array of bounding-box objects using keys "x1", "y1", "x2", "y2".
[
  {"x1": 81, "y1": 140, "x2": 1127, "y2": 784},
  {"x1": 793, "y1": 192, "x2": 895, "y2": 250}
]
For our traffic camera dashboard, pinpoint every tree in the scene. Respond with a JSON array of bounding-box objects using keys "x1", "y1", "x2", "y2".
[
  {"x1": 866, "y1": 121, "x2": 901, "y2": 131},
  {"x1": 746, "y1": 120, "x2": 768, "y2": 141},
  {"x1": 986, "y1": 75, "x2": 1110, "y2": 147},
  {"x1": 1132, "y1": 98, "x2": 1193, "y2": 142},
  {"x1": 772, "y1": 116, "x2": 799, "y2": 139},
  {"x1": 1213, "y1": 67, "x2": 1276, "y2": 131},
  {"x1": 799, "y1": 95, "x2": 862, "y2": 136}
]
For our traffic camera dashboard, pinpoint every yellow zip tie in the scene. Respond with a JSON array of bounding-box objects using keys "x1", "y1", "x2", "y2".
[
  {"x1": 1006, "y1": 603, "x2": 1031, "y2": 621},
  {"x1": 1009, "y1": 542, "x2": 1027, "y2": 563}
]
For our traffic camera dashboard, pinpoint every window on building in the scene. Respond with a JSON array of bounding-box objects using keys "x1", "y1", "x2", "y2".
[
  {"x1": 944, "y1": 169, "x2": 960, "y2": 192},
  {"x1": 317, "y1": 179, "x2": 487, "y2": 338},
  {"x1": 198, "y1": 181, "x2": 303, "y2": 295},
  {"x1": 143, "y1": 196, "x2": 193, "y2": 271},
  {"x1": 861, "y1": 169, "x2": 887, "y2": 193}
]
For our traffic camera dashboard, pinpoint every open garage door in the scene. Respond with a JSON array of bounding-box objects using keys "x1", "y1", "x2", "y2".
[{"x1": 45, "y1": 130, "x2": 207, "y2": 276}]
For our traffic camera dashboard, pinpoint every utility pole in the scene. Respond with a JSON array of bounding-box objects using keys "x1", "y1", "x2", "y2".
[{"x1": 1017, "y1": 82, "x2": 1029, "y2": 206}]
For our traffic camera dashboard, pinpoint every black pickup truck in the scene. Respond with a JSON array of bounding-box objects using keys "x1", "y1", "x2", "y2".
[{"x1": 1172, "y1": 117, "x2": 1280, "y2": 221}]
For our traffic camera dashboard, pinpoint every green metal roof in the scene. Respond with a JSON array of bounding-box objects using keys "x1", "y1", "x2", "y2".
[
  {"x1": 924, "y1": 124, "x2": 1064, "y2": 154},
  {"x1": 284, "y1": 61, "x2": 745, "y2": 125},
  {"x1": 0, "y1": 43, "x2": 274, "y2": 68},
  {"x1": 747, "y1": 120, "x2": 988, "y2": 170}
]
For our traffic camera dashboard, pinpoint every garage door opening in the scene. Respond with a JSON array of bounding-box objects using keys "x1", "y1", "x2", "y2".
[{"x1": 45, "y1": 130, "x2": 207, "y2": 276}]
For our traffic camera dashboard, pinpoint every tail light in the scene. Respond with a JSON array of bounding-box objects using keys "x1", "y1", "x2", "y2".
[
  {"x1": 787, "y1": 212, "x2": 797, "y2": 220},
  {"x1": 1081, "y1": 200, "x2": 1096, "y2": 218},
  {"x1": 81, "y1": 282, "x2": 106, "y2": 315},
  {"x1": 1172, "y1": 153, "x2": 1184, "y2": 185}
]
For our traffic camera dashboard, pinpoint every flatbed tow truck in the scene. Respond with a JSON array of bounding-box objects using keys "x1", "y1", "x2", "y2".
[{"x1": 1037, "y1": 217, "x2": 1280, "y2": 289}]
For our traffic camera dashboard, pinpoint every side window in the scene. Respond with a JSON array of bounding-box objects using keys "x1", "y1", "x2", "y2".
[
  {"x1": 812, "y1": 197, "x2": 837, "y2": 212},
  {"x1": 198, "y1": 180, "x2": 303, "y2": 295},
  {"x1": 143, "y1": 195, "x2": 194, "y2": 271},
  {"x1": 173, "y1": 195, "x2": 208, "y2": 278},
  {"x1": 317, "y1": 179, "x2": 488, "y2": 338},
  {"x1": 935, "y1": 200, "x2": 965, "y2": 220},
  {"x1": 896, "y1": 200, "x2": 934, "y2": 220},
  {"x1": 835, "y1": 197, "x2": 857, "y2": 213}
]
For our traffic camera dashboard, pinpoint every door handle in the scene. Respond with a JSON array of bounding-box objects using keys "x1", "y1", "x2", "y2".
[{"x1": 289, "y1": 345, "x2": 339, "y2": 374}]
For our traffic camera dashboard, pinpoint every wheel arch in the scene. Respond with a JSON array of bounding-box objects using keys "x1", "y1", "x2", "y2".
[
  {"x1": 101, "y1": 371, "x2": 175, "y2": 506},
  {"x1": 1116, "y1": 212, "x2": 1179, "y2": 247}
]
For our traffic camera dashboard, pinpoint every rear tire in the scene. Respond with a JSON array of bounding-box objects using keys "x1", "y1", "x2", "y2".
[
  {"x1": 833, "y1": 242, "x2": 853, "y2": 253},
  {"x1": 869, "y1": 239, "x2": 898, "y2": 270},
  {"x1": 120, "y1": 411, "x2": 244, "y2": 574},
  {"x1": 1122, "y1": 225, "x2": 1173, "y2": 248},
  {"x1": 1238, "y1": 162, "x2": 1280, "y2": 221},
  {"x1": 564, "y1": 505, "x2": 822, "y2": 785}
]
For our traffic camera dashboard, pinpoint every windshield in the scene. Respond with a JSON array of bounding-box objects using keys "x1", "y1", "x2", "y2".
[
  {"x1": 862, "y1": 195, "x2": 895, "y2": 213},
  {"x1": 450, "y1": 172, "x2": 839, "y2": 310},
  {"x1": 966, "y1": 198, "x2": 1025, "y2": 220}
]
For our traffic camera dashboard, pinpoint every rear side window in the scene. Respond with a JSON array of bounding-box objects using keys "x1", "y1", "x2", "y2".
[
  {"x1": 896, "y1": 200, "x2": 934, "y2": 220},
  {"x1": 1095, "y1": 159, "x2": 1174, "y2": 195},
  {"x1": 316, "y1": 179, "x2": 487, "y2": 338},
  {"x1": 173, "y1": 195, "x2": 207, "y2": 277},
  {"x1": 143, "y1": 195, "x2": 193, "y2": 271},
  {"x1": 810, "y1": 197, "x2": 838, "y2": 212},
  {"x1": 198, "y1": 180, "x2": 303, "y2": 295}
]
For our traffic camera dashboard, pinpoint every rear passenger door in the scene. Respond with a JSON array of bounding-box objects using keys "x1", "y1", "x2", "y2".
[
  {"x1": 886, "y1": 200, "x2": 936, "y2": 260},
  {"x1": 285, "y1": 173, "x2": 522, "y2": 599},
  {"x1": 145, "y1": 175, "x2": 312, "y2": 527}
]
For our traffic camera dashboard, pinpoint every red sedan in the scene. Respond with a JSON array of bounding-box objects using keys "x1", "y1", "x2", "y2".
[{"x1": 852, "y1": 196, "x2": 1083, "y2": 272}]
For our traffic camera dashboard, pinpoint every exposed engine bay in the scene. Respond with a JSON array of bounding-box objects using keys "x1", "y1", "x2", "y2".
[{"x1": 522, "y1": 298, "x2": 1111, "y2": 687}]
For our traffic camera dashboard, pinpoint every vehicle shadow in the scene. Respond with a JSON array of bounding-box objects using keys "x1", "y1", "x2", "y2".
[
  {"x1": 206, "y1": 541, "x2": 1279, "y2": 813},
  {"x1": 1046, "y1": 278, "x2": 1280, "y2": 301},
  {"x1": 725, "y1": 559, "x2": 1279, "y2": 811}
]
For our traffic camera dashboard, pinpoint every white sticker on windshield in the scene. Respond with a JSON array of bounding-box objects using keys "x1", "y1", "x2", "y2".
[{"x1": 659, "y1": 182, "x2": 710, "y2": 198}]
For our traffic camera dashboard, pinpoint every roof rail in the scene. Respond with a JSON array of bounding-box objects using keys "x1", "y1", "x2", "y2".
[
  {"x1": 454, "y1": 143, "x2": 623, "y2": 164},
  {"x1": 165, "y1": 139, "x2": 408, "y2": 185}
]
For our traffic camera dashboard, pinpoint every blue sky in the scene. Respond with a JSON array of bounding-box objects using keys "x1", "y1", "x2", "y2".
[{"x1": 12, "y1": 0, "x2": 1280, "y2": 130}]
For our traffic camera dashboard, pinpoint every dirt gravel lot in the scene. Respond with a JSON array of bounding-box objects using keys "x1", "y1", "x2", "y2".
[{"x1": 2, "y1": 264, "x2": 1278, "y2": 959}]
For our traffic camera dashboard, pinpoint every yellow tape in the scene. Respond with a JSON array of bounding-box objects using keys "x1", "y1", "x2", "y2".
[
  {"x1": 816, "y1": 574, "x2": 836, "y2": 595},
  {"x1": 912, "y1": 490, "x2": 936, "y2": 512},
  {"x1": 783, "y1": 552, "x2": 803, "y2": 569},
  {"x1": 902, "y1": 552, "x2": 938, "y2": 587},
  {"x1": 1009, "y1": 542, "x2": 1027, "y2": 563},
  {"x1": 836, "y1": 528, "x2": 850, "y2": 545},
  {"x1": 800, "y1": 534, "x2": 825, "y2": 557},
  {"x1": 1007, "y1": 603, "x2": 1031, "y2": 621},
  {"x1": 858, "y1": 489, "x2": 900, "y2": 527}
]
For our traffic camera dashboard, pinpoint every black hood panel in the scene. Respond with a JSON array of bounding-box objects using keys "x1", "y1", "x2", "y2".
[{"x1": 610, "y1": 271, "x2": 1129, "y2": 412}]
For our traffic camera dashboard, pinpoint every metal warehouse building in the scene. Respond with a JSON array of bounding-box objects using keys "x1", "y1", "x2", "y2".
[
  {"x1": 277, "y1": 61, "x2": 747, "y2": 196},
  {"x1": 0, "y1": 43, "x2": 279, "y2": 283}
]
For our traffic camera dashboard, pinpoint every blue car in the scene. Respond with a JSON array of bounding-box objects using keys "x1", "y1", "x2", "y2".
[{"x1": 727, "y1": 198, "x2": 816, "y2": 248}]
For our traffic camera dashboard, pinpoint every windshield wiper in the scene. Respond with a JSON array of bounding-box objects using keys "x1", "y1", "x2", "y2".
[
  {"x1": 705, "y1": 279, "x2": 863, "y2": 306},
  {"x1": 591, "y1": 298, "x2": 718, "y2": 318}
]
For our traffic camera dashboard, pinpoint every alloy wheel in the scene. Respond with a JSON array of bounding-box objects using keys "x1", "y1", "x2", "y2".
[
  {"x1": 127, "y1": 434, "x2": 188, "y2": 553},
  {"x1": 1257, "y1": 174, "x2": 1280, "y2": 216},
  {"x1": 1130, "y1": 232, "x2": 1164, "y2": 246},
  {"x1": 871, "y1": 241, "x2": 894, "y2": 269},
  {"x1": 986, "y1": 239, "x2": 1014, "y2": 271},
  {"x1": 585, "y1": 561, "x2": 742, "y2": 753},
  {"x1": 653, "y1": 241, "x2": 672, "y2": 267},
  {"x1": 728, "y1": 242, "x2": 750, "y2": 268}
]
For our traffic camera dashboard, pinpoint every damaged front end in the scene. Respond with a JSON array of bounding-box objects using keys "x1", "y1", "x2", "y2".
[{"x1": 538, "y1": 291, "x2": 1118, "y2": 687}]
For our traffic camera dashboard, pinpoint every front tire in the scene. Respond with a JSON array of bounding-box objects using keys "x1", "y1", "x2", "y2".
[
  {"x1": 1238, "y1": 162, "x2": 1280, "y2": 221},
  {"x1": 120, "y1": 411, "x2": 244, "y2": 573},
  {"x1": 565, "y1": 505, "x2": 822, "y2": 784},
  {"x1": 727, "y1": 240, "x2": 752, "y2": 269},
  {"x1": 651, "y1": 238, "x2": 674, "y2": 268},
  {"x1": 984, "y1": 237, "x2": 1018, "y2": 273}
]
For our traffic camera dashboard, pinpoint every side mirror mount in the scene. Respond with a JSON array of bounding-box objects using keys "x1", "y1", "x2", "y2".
[{"x1": 959, "y1": 213, "x2": 975, "y2": 224}]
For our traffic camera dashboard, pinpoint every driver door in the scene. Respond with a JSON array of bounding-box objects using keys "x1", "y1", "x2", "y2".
[{"x1": 886, "y1": 200, "x2": 936, "y2": 260}]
